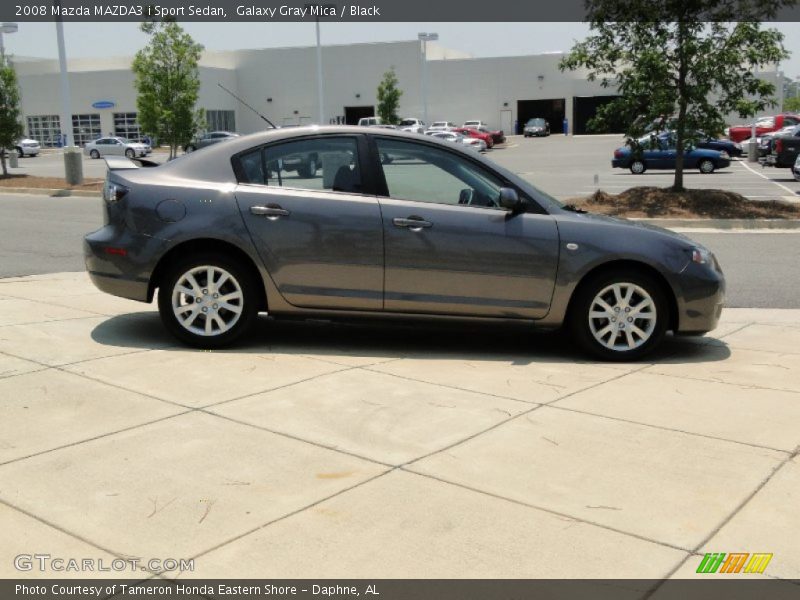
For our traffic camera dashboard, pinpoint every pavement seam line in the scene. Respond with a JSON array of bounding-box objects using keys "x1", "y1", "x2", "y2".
[
  {"x1": 639, "y1": 369, "x2": 800, "y2": 397},
  {"x1": 155, "y1": 468, "x2": 398, "y2": 577},
  {"x1": 543, "y1": 404, "x2": 792, "y2": 455},
  {"x1": 401, "y1": 469, "x2": 693, "y2": 555},
  {"x1": 643, "y1": 444, "x2": 800, "y2": 595},
  {"x1": 0, "y1": 290, "x2": 118, "y2": 318},
  {"x1": 0, "y1": 314, "x2": 107, "y2": 330}
]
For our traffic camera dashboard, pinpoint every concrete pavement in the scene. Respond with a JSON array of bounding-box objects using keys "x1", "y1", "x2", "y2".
[{"x1": 0, "y1": 272, "x2": 798, "y2": 580}]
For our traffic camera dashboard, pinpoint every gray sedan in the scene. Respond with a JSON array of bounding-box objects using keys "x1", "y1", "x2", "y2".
[
  {"x1": 84, "y1": 126, "x2": 724, "y2": 360},
  {"x1": 184, "y1": 131, "x2": 239, "y2": 152}
]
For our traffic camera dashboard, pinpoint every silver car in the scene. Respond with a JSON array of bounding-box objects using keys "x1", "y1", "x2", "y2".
[
  {"x1": 84, "y1": 126, "x2": 724, "y2": 360},
  {"x1": 85, "y1": 137, "x2": 151, "y2": 159},
  {"x1": 14, "y1": 138, "x2": 41, "y2": 157},
  {"x1": 184, "y1": 131, "x2": 240, "y2": 153}
]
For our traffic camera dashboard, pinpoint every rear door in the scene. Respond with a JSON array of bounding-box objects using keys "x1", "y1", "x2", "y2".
[
  {"x1": 372, "y1": 136, "x2": 559, "y2": 318},
  {"x1": 234, "y1": 135, "x2": 384, "y2": 311}
]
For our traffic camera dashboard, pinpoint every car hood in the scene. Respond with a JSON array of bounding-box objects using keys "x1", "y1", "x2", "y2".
[{"x1": 555, "y1": 210, "x2": 696, "y2": 244}]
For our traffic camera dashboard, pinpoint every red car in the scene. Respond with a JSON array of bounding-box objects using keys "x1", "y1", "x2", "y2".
[
  {"x1": 454, "y1": 127, "x2": 494, "y2": 148},
  {"x1": 726, "y1": 113, "x2": 800, "y2": 143}
]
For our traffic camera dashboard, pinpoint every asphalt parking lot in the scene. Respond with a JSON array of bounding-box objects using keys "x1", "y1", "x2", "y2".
[
  {"x1": 0, "y1": 272, "x2": 799, "y2": 580},
  {"x1": 491, "y1": 135, "x2": 800, "y2": 203}
]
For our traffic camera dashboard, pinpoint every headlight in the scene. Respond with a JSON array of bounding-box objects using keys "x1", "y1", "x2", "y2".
[
  {"x1": 719, "y1": 151, "x2": 729, "y2": 159},
  {"x1": 691, "y1": 247, "x2": 713, "y2": 265}
]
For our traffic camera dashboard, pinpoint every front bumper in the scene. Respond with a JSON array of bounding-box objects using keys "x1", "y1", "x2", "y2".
[{"x1": 674, "y1": 260, "x2": 726, "y2": 335}]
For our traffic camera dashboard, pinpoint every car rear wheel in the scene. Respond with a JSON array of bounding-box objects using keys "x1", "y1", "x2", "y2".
[
  {"x1": 699, "y1": 159, "x2": 715, "y2": 174},
  {"x1": 15, "y1": 146, "x2": 23, "y2": 156},
  {"x1": 89, "y1": 149, "x2": 100, "y2": 159},
  {"x1": 125, "y1": 148, "x2": 135, "y2": 158},
  {"x1": 570, "y1": 270, "x2": 668, "y2": 361},
  {"x1": 629, "y1": 160, "x2": 646, "y2": 174},
  {"x1": 158, "y1": 254, "x2": 259, "y2": 349}
]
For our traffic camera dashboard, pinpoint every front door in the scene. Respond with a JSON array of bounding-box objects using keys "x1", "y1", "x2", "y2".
[
  {"x1": 234, "y1": 135, "x2": 384, "y2": 311},
  {"x1": 373, "y1": 137, "x2": 559, "y2": 318}
]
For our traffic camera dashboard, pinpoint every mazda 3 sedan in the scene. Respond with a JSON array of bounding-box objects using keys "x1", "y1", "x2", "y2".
[{"x1": 84, "y1": 126, "x2": 724, "y2": 360}]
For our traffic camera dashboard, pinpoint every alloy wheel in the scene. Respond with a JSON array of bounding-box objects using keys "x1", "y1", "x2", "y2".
[
  {"x1": 588, "y1": 282, "x2": 657, "y2": 351},
  {"x1": 171, "y1": 266, "x2": 244, "y2": 337}
]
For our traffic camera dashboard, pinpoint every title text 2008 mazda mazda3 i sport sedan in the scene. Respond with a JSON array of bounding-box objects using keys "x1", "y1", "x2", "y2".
[{"x1": 84, "y1": 126, "x2": 724, "y2": 360}]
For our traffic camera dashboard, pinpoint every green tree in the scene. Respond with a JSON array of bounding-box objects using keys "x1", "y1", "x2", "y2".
[
  {"x1": 377, "y1": 67, "x2": 402, "y2": 125},
  {"x1": 132, "y1": 20, "x2": 204, "y2": 159},
  {"x1": 0, "y1": 61, "x2": 23, "y2": 177},
  {"x1": 784, "y1": 96, "x2": 800, "y2": 113},
  {"x1": 560, "y1": 0, "x2": 793, "y2": 191}
]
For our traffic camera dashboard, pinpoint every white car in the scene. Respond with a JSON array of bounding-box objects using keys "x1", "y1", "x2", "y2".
[
  {"x1": 357, "y1": 116, "x2": 382, "y2": 127},
  {"x1": 14, "y1": 138, "x2": 41, "y2": 157},
  {"x1": 84, "y1": 137, "x2": 151, "y2": 159},
  {"x1": 463, "y1": 119, "x2": 489, "y2": 129},
  {"x1": 398, "y1": 118, "x2": 426, "y2": 134},
  {"x1": 428, "y1": 121, "x2": 456, "y2": 132},
  {"x1": 426, "y1": 130, "x2": 486, "y2": 152}
]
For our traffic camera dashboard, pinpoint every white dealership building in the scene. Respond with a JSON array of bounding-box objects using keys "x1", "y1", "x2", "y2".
[{"x1": 12, "y1": 39, "x2": 781, "y2": 146}]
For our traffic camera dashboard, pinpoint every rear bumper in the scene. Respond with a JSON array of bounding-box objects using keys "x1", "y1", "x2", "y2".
[
  {"x1": 84, "y1": 225, "x2": 160, "y2": 303},
  {"x1": 765, "y1": 154, "x2": 794, "y2": 168}
]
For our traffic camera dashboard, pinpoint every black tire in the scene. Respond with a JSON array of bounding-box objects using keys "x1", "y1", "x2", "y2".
[
  {"x1": 184, "y1": 144, "x2": 196, "y2": 153},
  {"x1": 15, "y1": 146, "x2": 23, "y2": 157},
  {"x1": 125, "y1": 148, "x2": 135, "y2": 158},
  {"x1": 157, "y1": 253, "x2": 260, "y2": 349},
  {"x1": 297, "y1": 157, "x2": 317, "y2": 178},
  {"x1": 699, "y1": 159, "x2": 715, "y2": 174},
  {"x1": 629, "y1": 160, "x2": 646, "y2": 174},
  {"x1": 569, "y1": 269, "x2": 669, "y2": 361},
  {"x1": 90, "y1": 149, "x2": 100, "y2": 159}
]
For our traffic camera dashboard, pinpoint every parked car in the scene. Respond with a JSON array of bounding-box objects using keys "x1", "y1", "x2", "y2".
[
  {"x1": 426, "y1": 130, "x2": 486, "y2": 151},
  {"x1": 690, "y1": 132, "x2": 742, "y2": 157},
  {"x1": 84, "y1": 137, "x2": 151, "y2": 159},
  {"x1": 398, "y1": 118, "x2": 426, "y2": 134},
  {"x1": 84, "y1": 125, "x2": 724, "y2": 360},
  {"x1": 463, "y1": 120, "x2": 489, "y2": 129},
  {"x1": 756, "y1": 125, "x2": 796, "y2": 158},
  {"x1": 612, "y1": 135, "x2": 731, "y2": 174},
  {"x1": 793, "y1": 154, "x2": 800, "y2": 181},
  {"x1": 523, "y1": 118, "x2": 550, "y2": 137},
  {"x1": 357, "y1": 116, "x2": 382, "y2": 127},
  {"x1": 428, "y1": 121, "x2": 457, "y2": 132},
  {"x1": 475, "y1": 125, "x2": 506, "y2": 144},
  {"x1": 184, "y1": 131, "x2": 239, "y2": 153},
  {"x1": 764, "y1": 124, "x2": 800, "y2": 168},
  {"x1": 453, "y1": 127, "x2": 494, "y2": 148},
  {"x1": 725, "y1": 114, "x2": 800, "y2": 143},
  {"x1": 14, "y1": 138, "x2": 41, "y2": 157}
]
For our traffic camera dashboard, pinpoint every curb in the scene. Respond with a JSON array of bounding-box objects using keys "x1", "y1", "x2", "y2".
[
  {"x1": 631, "y1": 218, "x2": 800, "y2": 230},
  {"x1": 0, "y1": 187, "x2": 102, "y2": 198}
]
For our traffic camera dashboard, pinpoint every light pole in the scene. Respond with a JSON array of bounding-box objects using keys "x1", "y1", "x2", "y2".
[
  {"x1": 54, "y1": 3, "x2": 82, "y2": 184},
  {"x1": 305, "y1": 4, "x2": 334, "y2": 125},
  {"x1": 0, "y1": 22, "x2": 18, "y2": 64},
  {"x1": 418, "y1": 32, "x2": 438, "y2": 124}
]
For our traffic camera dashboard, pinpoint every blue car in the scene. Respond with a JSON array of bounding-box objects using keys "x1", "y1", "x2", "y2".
[{"x1": 612, "y1": 134, "x2": 731, "y2": 174}]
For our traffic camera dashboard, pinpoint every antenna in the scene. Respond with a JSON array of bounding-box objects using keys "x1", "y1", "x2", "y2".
[{"x1": 217, "y1": 83, "x2": 277, "y2": 129}]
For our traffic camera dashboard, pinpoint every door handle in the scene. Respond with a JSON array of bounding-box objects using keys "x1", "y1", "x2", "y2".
[
  {"x1": 393, "y1": 217, "x2": 432, "y2": 230},
  {"x1": 251, "y1": 205, "x2": 290, "y2": 218}
]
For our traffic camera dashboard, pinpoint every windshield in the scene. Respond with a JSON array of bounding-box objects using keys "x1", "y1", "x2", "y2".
[
  {"x1": 526, "y1": 119, "x2": 545, "y2": 126},
  {"x1": 399, "y1": 119, "x2": 417, "y2": 126},
  {"x1": 117, "y1": 138, "x2": 131, "y2": 144}
]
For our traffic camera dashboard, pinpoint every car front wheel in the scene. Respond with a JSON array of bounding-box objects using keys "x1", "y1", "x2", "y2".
[
  {"x1": 699, "y1": 159, "x2": 715, "y2": 174},
  {"x1": 629, "y1": 160, "x2": 646, "y2": 174},
  {"x1": 158, "y1": 254, "x2": 259, "y2": 348},
  {"x1": 570, "y1": 271, "x2": 668, "y2": 361},
  {"x1": 89, "y1": 149, "x2": 100, "y2": 159}
]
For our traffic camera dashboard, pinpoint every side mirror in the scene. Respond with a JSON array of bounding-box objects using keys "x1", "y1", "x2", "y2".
[{"x1": 498, "y1": 187, "x2": 523, "y2": 211}]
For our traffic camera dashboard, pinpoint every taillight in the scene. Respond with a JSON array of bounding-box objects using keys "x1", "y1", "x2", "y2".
[
  {"x1": 102, "y1": 180, "x2": 129, "y2": 203},
  {"x1": 614, "y1": 149, "x2": 623, "y2": 158}
]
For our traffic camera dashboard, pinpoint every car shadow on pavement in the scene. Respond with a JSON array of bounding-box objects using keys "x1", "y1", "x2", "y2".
[{"x1": 91, "y1": 312, "x2": 731, "y2": 366}]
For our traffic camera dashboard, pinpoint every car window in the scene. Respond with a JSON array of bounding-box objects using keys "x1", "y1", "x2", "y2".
[
  {"x1": 783, "y1": 117, "x2": 798, "y2": 126},
  {"x1": 375, "y1": 138, "x2": 504, "y2": 208},
  {"x1": 237, "y1": 137, "x2": 361, "y2": 194}
]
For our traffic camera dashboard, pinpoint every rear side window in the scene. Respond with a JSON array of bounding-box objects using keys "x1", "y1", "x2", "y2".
[{"x1": 235, "y1": 137, "x2": 362, "y2": 194}]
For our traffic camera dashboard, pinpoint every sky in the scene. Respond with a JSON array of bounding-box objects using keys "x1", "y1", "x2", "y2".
[{"x1": 3, "y1": 21, "x2": 800, "y2": 80}]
